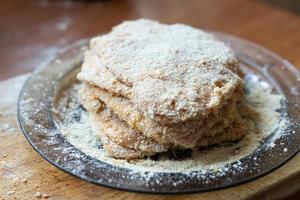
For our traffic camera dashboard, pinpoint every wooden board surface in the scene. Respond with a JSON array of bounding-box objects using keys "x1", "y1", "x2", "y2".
[{"x1": 0, "y1": 74, "x2": 300, "y2": 200}]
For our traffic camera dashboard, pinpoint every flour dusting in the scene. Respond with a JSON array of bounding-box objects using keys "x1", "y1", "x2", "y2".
[{"x1": 53, "y1": 73, "x2": 289, "y2": 173}]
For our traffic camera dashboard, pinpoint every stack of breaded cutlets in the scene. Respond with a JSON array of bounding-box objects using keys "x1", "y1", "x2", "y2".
[{"x1": 77, "y1": 19, "x2": 247, "y2": 159}]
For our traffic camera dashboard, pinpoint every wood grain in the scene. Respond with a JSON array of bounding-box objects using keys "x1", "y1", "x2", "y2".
[{"x1": 0, "y1": 74, "x2": 299, "y2": 200}]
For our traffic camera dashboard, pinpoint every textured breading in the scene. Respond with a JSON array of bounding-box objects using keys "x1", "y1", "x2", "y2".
[
  {"x1": 80, "y1": 87, "x2": 167, "y2": 158},
  {"x1": 77, "y1": 19, "x2": 248, "y2": 159},
  {"x1": 77, "y1": 19, "x2": 242, "y2": 124},
  {"x1": 81, "y1": 84, "x2": 247, "y2": 149}
]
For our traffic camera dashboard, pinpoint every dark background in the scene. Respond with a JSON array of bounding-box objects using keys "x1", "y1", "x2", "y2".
[
  {"x1": 1, "y1": 0, "x2": 300, "y2": 199},
  {"x1": 1, "y1": 0, "x2": 300, "y2": 81}
]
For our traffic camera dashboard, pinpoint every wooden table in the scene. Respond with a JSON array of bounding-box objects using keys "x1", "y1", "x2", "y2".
[{"x1": 1, "y1": 0, "x2": 300, "y2": 199}]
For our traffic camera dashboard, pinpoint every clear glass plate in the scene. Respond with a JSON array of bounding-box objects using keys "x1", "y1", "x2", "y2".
[{"x1": 18, "y1": 32, "x2": 300, "y2": 193}]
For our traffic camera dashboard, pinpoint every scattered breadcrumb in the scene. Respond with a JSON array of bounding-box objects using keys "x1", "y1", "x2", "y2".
[
  {"x1": 269, "y1": 142, "x2": 276, "y2": 148},
  {"x1": 35, "y1": 192, "x2": 42, "y2": 198},
  {"x1": 7, "y1": 190, "x2": 16, "y2": 195},
  {"x1": 34, "y1": 192, "x2": 50, "y2": 199},
  {"x1": 54, "y1": 72, "x2": 289, "y2": 174},
  {"x1": 42, "y1": 193, "x2": 50, "y2": 199}
]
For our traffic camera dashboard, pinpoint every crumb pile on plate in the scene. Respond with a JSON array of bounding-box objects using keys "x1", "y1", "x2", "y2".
[{"x1": 77, "y1": 19, "x2": 248, "y2": 159}]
